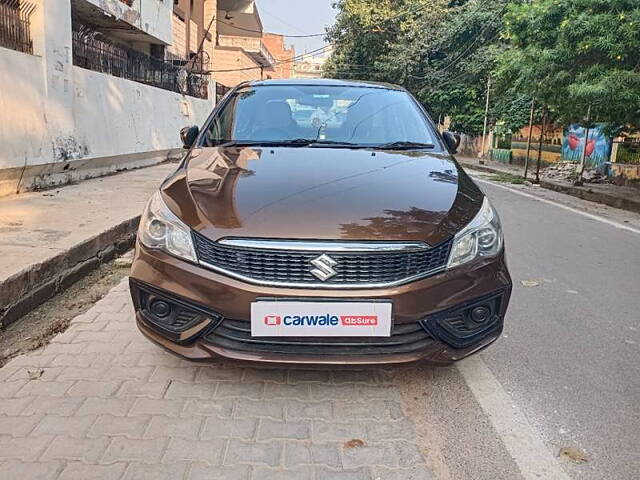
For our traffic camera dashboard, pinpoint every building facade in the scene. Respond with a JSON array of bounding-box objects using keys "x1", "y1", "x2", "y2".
[
  {"x1": 262, "y1": 33, "x2": 295, "y2": 79},
  {"x1": 0, "y1": 0, "x2": 224, "y2": 197},
  {"x1": 293, "y1": 52, "x2": 329, "y2": 79},
  {"x1": 212, "y1": 0, "x2": 275, "y2": 87}
]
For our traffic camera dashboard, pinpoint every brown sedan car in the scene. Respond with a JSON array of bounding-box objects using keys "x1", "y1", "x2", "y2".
[{"x1": 130, "y1": 79, "x2": 511, "y2": 365}]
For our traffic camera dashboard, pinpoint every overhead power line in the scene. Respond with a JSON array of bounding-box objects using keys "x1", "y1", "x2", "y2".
[{"x1": 218, "y1": 19, "x2": 327, "y2": 38}]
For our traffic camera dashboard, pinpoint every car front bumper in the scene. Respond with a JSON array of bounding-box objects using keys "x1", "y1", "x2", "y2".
[{"x1": 129, "y1": 243, "x2": 512, "y2": 365}]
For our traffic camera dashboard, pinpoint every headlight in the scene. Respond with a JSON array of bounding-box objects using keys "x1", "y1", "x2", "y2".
[
  {"x1": 138, "y1": 191, "x2": 197, "y2": 262},
  {"x1": 447, "y1": 197, "x2": 503, "y2": 269}
]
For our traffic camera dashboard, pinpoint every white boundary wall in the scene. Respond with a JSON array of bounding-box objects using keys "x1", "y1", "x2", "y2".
[{"x1": 0, "y1": 0, "x2": 214, "y2": 196}]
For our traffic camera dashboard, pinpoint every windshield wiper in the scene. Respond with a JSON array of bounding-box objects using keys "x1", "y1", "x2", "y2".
[
  {"x1": 373, "y1": 141, "x2": 436, "y2": 150},
  {"x1": 216, "y1": 139, "x2": 313, "y2": 148},
  {"x1": 308, "y1": 140, "x2": 364, "y2": 148}
]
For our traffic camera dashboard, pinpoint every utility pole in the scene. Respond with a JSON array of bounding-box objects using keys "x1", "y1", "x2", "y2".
[
  {"x1": 523, "y1": 98, "x2": 535, "y2": 180},
  {"x1": 574, "y1": 103, "x2": 592, "y2": 186},
  {"x1": 534, "y1": 108, "x2": 547, "y2": 183},
  {"x1": 479, "y1": 76, "x2": 491, "y2": 164}
]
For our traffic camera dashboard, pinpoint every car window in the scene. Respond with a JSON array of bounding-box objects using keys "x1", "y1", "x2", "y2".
[{"x1": 201, "y1": 85, "x2": 438, "y2": 147}]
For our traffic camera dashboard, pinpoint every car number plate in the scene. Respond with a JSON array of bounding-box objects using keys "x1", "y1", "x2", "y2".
[{"x1": 251, "y1": 301, "x2": 392, "y2": 337}]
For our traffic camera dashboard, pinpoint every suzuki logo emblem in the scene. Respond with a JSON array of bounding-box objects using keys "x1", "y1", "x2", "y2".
[{"x1": 309, "y1": 254, "x2": 338, "y2": 281}]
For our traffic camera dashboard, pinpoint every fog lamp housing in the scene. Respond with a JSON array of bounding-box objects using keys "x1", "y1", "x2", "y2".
[
  {"x1": 130, "y1": 279, "x2": 222, "y2": 343},
  {"x1": 421, "y1": 292, "x2": 504, "y2": 349}
]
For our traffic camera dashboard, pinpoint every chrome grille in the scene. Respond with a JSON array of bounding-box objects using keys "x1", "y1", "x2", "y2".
[{"x1": 192, "y1": 233, "x2": 452, "y2": 288}]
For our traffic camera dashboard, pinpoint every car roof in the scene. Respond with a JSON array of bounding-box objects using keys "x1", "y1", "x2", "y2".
[{"x1": 244, "y1": 78, "x2": 405, "y2": 91}]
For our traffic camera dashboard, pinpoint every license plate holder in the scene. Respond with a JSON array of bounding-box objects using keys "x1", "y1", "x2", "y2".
[{"x1": 250, "y1": 300, "x2": 392, "y2": 337}]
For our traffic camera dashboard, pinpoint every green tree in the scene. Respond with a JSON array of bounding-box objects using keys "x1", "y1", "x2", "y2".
[
  {"x1": 494, "y1": 0, "x2": 640, "y2": 129},
  {"x1": 325, "y1": 0, "x2": 509, "y2": 135}
]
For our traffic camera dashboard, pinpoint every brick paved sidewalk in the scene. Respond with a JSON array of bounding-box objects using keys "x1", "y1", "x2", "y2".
[{"x1": 0, "y1": 278, "x2": 433, "y2": 480}]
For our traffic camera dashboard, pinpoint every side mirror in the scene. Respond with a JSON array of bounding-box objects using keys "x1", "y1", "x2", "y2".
[
  {"x1": 442, "y1": 131, "x2": 460, "y2": 154},
  {"x1": 180, "y1": 125, "x2": 199, "y2": 149}
]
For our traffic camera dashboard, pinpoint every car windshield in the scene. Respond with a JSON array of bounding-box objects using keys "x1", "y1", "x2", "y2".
[{"x1": 201, "y1": 85, "x2": 439, "y2": 148}]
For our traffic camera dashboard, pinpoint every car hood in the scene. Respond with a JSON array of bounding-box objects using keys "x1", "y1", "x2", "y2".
[{"x1": 161, "y1": 146, "x2": 483, "y2": 246}]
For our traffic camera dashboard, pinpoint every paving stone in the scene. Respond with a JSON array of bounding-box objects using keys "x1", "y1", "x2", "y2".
[
  {"x1": 0, "y1": 414, "x2": 43, "y2": 436},
  {"x1": 163, "y1": 438, "x2": 225, "y2": 465},
  {"x1": 287, "y1": 370, "x2": 331, "y2": 384},
  {"x1": 71, "y1": 331, "x2": 118, "y2": 344},
  {"x1": 257, "y1": 419, "x2": 311, "y2": 440},
  {"x1": 330, "y1": 369, "x2": 393, "y2": 385},
  {"x1": 57, "y1": 366, "x2": 110, "y2": 382},
  {"x1": 0, "y1": 397, "x2": 33, "y2": 415},
  {"x1": 164, "y1": 380, "x2": 216, "y2": 399},
  {"x1": 15, "y1": 379, "x2": 74, "y2": 397},
  {"x1": 102, "y1": 365, "x2": 154, "y2": 381},
  {"x1": 88, "y1": 414, "x2": 150, "y2": 439},
  {"x1": 40, "y1": 343, "x2": 87, "y2": 355},
  {"x1": 102, "y1": 437, "x2": 168, "y2": 463},
  {"x1": 83, "y1": 338, "x2": 131, "y2": 354},
  {"x1": 144, "y1": 415, "x2": 204, "y2": 439},
  {"x1": 31, "y1": 415, "x2": 96, "y2": 438},
  {"x1": 0, "y1": 281, "x2": 433, "y2": 479},
  {"x1": 58, "y1": 462, "x2": 127, "y2": 480},
  {"x1": 372, "y1": 465, "x2": 433, "y2": 480},
  {"x1": 7, "y1": 354, "x2": 56, "y2": 368},
  {"x1": 195, "y1": 366, "x2": 244, "y2": 382},
  {"x1": 0, "y1": 435, "x2": 54, "y2": 461},
  {"x1": 333, "y1": 400, "x2": 404, "y2": 420},
  {"x1": 242, "y1": 368, "x2": 287, "y2": 383},
  {"x1": 76, "y1": 397, "x2": 135, "y2": 417},
  {"x1": 236, "y1": 398, "x2": 285, "y2": 420},
  {"x1": 91, "y1": 352, "x2": 141, "y2": 368},
  {"x1": 216, "y1": 381, "x2": 265, "y2": 399},
  {"x1": 314, "y1": 467, "x2": 372, "y2": 480},
  {"x1": 365, "y1": 419, "x2": 417, "y2": 441},
  {"x1": 284, "y1": 441, "x2": 342, "y2": 468},
  {"x1": 286, "y1": 400, "x2": 332, "y2": 420},
  {"x1": 129, "y1": 398, "x2": 186, "y2": 417},
  {"x1": 311, "y1": 421, "x2": 367, "y2": 443},
  {"x1": 341, "y1": 443, "x2": 398, "y2": 469},
  {"x1": 21, "y1": 397, "x2": 83, "y2": 416},
  {"x1": 149, "y1": 366, "x2": 198, "y2": 383},
  {"x1": 67, "y1": 380, "x2": 122, "y2": 398},
  {"x1": 137, "y1": 352, "x2": 183, "y2": 367},
  {"x1": 40, "y1": 436, "x2": 110, "y2": 463},
  {"x1": 264, "y1": 383, "x2": 312, "y2": 400},
  {"x1": 123, "y1": 462, "x2": 189, "y2": 480},
  {"x1": 117, "y1": 380, "x2": 170, "y2": 399},
  {"x1": 225, "y1": 439, "x2": 283, "y2": 466},
  {"x1": 188, "y1": 463, "x2": 251, "y2": 480},
  {"x1": 251, "y1": 466, "x2": 314, "y2": 480},
  {"x1": 0, "y1": 379, "x2": 29, "y2": 398},
  {"x1": 200, "y1": 417, "x2": 258, "y2": 440},
  {"x1": 184, "y1": 398, "x2": 235, "y2": 418},
  {"x1": 0, "y1": 460, "x2": 62, "y2": 480}
]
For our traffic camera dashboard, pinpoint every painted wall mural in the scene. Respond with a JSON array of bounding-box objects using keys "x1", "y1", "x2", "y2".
[{"x1": 562, "y1": 124, "x2": 612, "y2": 167}]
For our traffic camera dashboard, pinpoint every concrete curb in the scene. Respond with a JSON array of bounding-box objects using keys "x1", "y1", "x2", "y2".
[
  {"x1": 458, "y1": 161, "x2": 640, "y2": 214},
  {"x1": 0, "y1": 216, "x2": 140, "y2": 329}
]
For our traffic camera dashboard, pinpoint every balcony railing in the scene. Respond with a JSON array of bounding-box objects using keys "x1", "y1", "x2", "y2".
[
  {"x1": 0, "y1": 0, "x2": 36, "y2": 54},
  {"x1": 72, "y1": 27, "x2": 210, "y2": 99}
]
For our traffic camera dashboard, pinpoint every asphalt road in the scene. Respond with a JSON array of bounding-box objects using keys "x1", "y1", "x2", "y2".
[{"x1": 412, "y1": 172, "x2": 640, "y2": 480}]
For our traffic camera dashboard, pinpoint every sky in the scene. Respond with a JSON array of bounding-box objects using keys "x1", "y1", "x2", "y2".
[{"x1": 254, "y1": 0, "x2": 337, "y2": 56}]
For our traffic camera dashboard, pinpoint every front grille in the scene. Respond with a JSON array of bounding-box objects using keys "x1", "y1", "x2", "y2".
[
  {"x1": 192, "y1": 233, "x2": 452, "y2": 287},
  {"x1": 204, "y1": 319, "x2": 434, "y2": 356}
]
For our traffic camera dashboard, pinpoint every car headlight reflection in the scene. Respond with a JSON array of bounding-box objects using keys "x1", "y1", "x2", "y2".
[
  {"x1": 138, "y1": 191, "x2": 197, "y2": 262},
  {"x1": 447, "y1": 197, "x2": 503, "y2": 269}
]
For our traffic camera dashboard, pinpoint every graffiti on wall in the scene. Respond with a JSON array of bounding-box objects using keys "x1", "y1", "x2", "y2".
[{"x1": 562, "y1": 124, "x2": 612, "y2": 167}]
